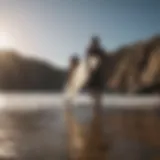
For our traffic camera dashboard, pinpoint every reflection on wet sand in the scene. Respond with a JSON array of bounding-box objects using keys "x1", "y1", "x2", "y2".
[
  {"x1": 0, "y1": 104, "x2": 159, "y2": 160},
  {"x1": 65, "y1": 104, "x2": 108, "y2": 160},
  {"x1": 67, "y1": 105, "x2": 160, "y2": 160}
]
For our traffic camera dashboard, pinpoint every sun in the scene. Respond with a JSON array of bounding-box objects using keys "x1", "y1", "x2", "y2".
[{"x1": 0, "y1": 32, "x2": 14, "y2": 49}]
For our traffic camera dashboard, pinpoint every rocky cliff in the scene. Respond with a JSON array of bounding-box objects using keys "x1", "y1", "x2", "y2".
[{"x1": 107, "y1": 35, "x2": 160, "y2": 94}]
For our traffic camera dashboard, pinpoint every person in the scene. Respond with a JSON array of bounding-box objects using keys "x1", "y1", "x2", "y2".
[
  {"x1": 85, "y1": 36, "x2": 107, "y2": 93},
  {"x1": 65, "y1": 52, "x2": 102, "y2": 101},
  {"x1": 67, "y1": 54, "x2": 80, "y2": 82}
]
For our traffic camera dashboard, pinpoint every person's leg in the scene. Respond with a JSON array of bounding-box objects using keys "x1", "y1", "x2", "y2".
[{"x1": 91, "y1": 90, "x2": 102, "y2": 112}]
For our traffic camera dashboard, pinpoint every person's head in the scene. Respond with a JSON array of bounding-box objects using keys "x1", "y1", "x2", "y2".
[
  {"x1": 69, "y1": 54, "x2": 80, "y2": 68},
  {"x1": 91, "y1": 36, "x2": 101, "y2": 46}
]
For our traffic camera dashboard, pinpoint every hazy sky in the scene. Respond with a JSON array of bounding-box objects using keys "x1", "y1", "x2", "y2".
[{"x1": 1, "y1": 0, "x2": 160, "y2": 67}]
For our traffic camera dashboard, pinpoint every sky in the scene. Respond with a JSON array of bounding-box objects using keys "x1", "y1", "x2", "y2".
[{"x1": 0, "y1": 0, "x2": 160, "y2": 68}]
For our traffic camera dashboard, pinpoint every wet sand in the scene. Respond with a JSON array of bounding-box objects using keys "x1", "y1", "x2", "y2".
[
  {"x1": 0, "y1": 104, "x2": 159, "y2": 160},
  {"x1": 67, "y1": 105, "x2": 160, "y2": 160},
  {"x1": 0, "y1": 107, "x2": 68, "y2": 160}
]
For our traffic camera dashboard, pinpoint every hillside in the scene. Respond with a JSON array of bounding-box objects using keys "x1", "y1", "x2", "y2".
[
  {"x1": 0, "y1": 50, "x2": 67, "y2": 91},
  {"x1": 0, "y1": 34, "x2": 159, "y2": 93},
  {"x1": 107, "y1": 34, "x2": 160, "y2": 93}
]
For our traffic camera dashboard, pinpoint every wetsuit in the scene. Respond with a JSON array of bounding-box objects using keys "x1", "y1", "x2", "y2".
[{"x1": 85, "y1": 45, "x2": 106, "y2": 92}]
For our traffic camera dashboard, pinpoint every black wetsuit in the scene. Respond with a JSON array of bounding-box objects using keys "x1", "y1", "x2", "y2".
[{"x1": 85, "y1": 46, "x2": 106, "y2": 92}]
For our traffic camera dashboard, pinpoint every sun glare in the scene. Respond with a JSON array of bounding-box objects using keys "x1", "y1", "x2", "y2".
[{"x1": 0, "y1": 32, "x2": 14, "y2": 49}]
